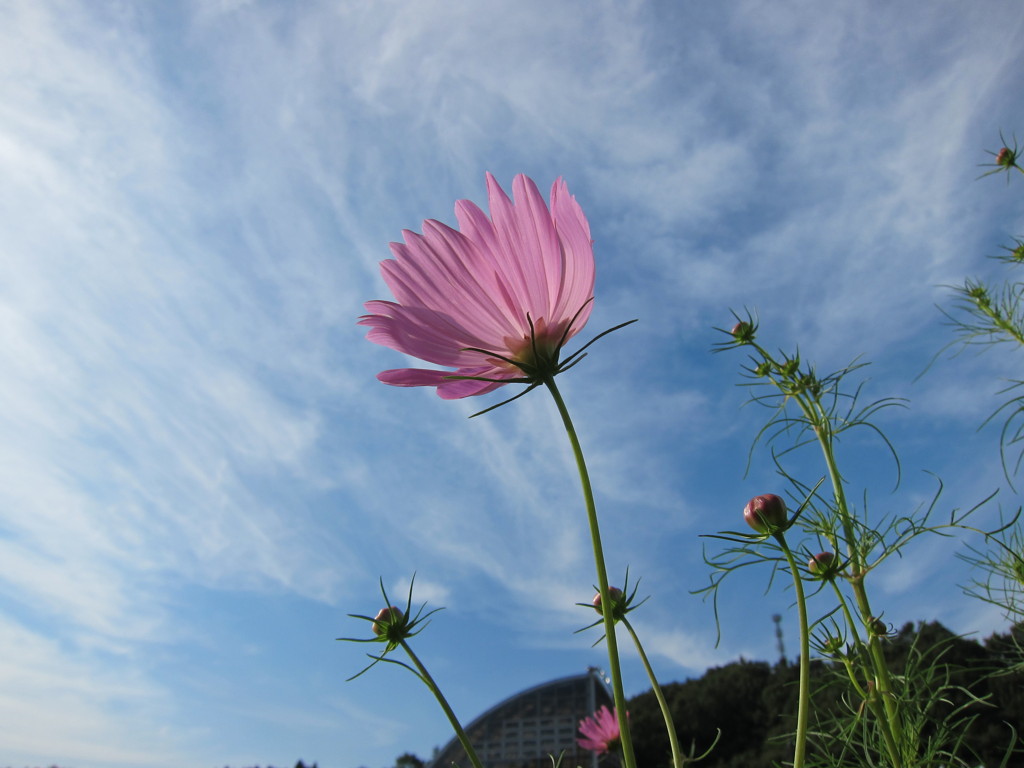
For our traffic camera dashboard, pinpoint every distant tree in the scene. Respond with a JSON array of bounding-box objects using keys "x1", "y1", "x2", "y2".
[
  {"x1": 629, "y1": 658, "x2": 795, "y2": 766},
  {"x1": 394, "y1": 752, "x2": 425, "y2": 768}
]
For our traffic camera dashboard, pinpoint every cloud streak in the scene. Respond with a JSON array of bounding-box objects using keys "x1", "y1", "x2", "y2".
[{"x1": 3, "y1": 1, "x2": 1024, "y2": 766}]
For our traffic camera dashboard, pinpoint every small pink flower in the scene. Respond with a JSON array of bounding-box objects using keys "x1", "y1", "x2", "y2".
[
  {"x1": 577, "y1": 705, "x2": 623, "y2": 754},
  {"x1": 359, "y1": 173, "x2": 595, "y2": 399}
]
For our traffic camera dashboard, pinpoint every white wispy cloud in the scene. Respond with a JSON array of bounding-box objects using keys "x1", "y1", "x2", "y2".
[{"x1": 3, "y1": 1, "x2": 1024, "y2": 766}]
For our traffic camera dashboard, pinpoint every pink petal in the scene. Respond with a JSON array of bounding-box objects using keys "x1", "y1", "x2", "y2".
[
  {"x1": 377, "y1": 367, "x2": 509, "y2": 399},
  {"x1": 549, "y1": 177, "x2": 595, "y2": 333}
]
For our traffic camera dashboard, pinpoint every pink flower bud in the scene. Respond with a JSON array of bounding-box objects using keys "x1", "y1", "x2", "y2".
[
  {"x1": 730, "y1": 320, "x2": 756, "y2": 344},
  {"x1": 996, "y1": 147, "x2": 1015, "y2": 168},
  {"x1": 592, "y1": 587, "x2": 624, "y2": 615},
  {"x1": 372, "y1": 606, "x2": 403, "y2": 636},
  {"x1": 744, "y1": 494, "x2": 787, "y2": 533},
  {"x1": 808, "y1": 552, "x2": 838, "y2": 579}
]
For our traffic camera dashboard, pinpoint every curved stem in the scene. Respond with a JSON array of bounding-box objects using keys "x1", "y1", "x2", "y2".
[
  {"x1": 544, "y1": 377, "x2": 637, "y2": 768},
  {"x1": 400, "y1": 640, "x2": 485, "y2": 768},
  {"x1": 777, "y1": 535, "x2": 811, "y2": 768},
  {"x1": 622, "y1": 617, "x2": 684, "y2": 768}
]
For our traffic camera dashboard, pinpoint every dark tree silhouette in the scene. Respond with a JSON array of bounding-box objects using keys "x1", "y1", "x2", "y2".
[{"x1": 627, "y1": 621, "x2": 1023, "y2": 767}]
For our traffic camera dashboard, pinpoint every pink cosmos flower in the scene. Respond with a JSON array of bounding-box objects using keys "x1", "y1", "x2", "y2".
[
  {"x1": 359, "y1": 173, "x2": 596, "y2": 399},
  {"x1": 577, "y1": 705, "x2": 623, "y2": 754}
]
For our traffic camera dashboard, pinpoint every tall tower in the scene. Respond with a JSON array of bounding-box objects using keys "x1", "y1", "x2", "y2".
[{"x1": 773, "y1": 613, "x2": 786, "y2": 663}]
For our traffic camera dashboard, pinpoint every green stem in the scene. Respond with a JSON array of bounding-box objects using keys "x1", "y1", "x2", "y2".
[
  {"x1": 748, "y1": 341, "x2": 904, "y2": 764},
  {"x1": 810, "y1": 408, "x2": 904, "y2": 764},
  {"x1": 777, "y1": 535, "x2": 811, "y2": 768},
  {"x1": 829, "y1": 582, "x2": 902, "y2": 766},
  {"x1": 978, "y1": 299, "x2": 1024, "y2": 347},
  {"x1": 867, "y1": 695, "x2": 903, "y2": 767},
  {"x1": 544, "y1": 377, "x2": 637, "y2": 768},
  {"x1": 622, "y1": 617, "x2": 684, "y2": 768},
  {"x1": 852, "y1": 584, "x2": 903, "y2": 748},
  {"x1": 400, "y1": 640, "x2": 485, "y2": 768},
  {"x1": 828, "y1": 581, "x2": 869, "y2": 697}
]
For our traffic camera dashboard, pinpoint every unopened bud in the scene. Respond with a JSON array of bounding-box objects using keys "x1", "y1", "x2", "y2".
[
  {"x1": 867, "y1": 617, "x2": 888, "y2": 637},
  {"x1": 372, "y1": 606, "x2": 403, "y2": 636},
  {"x1": 731, "y1": 321, "x2": 755, "y2": 343},
  {"x1": 808, "y1": 552, "x2": 838, "y2": 579},
  {"x1": 743, "y1": 494, "x2": 787, "y2": 534},
  {"x1": 996, "y1": 147, "x2": 1016, "y2": 168},
  {"x1": 967, "y1": 283, "x2": 990, "y2": 301},
  {"x1": 821, "y1": 635, "x2": 845, "y2": 655},
  {"x1": 593, "y1": 587, "x2": 624, "y2": 615}
]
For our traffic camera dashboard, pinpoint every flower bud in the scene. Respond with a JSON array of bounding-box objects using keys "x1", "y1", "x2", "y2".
[
  {"x1": 867, "y1": 617, "x2": 888, "y2": 637},
  {"x1": 731, "y1": 321, "x2": 755, "y2": 343},
  {"x1": 593, "y1": 587, "x2": 624, "y2": 615},
  {"x1": 1011, "y1": 556, "x2": 1024, "y2": 586},
  {"x1": 808, "y1": 552, "x2": 839, "y2": 579},
  {"x1": 996, "y1": 147, "x2": 1016, "y2": 168},
  {"x1": 372, "y1": 606, "x2": 403, "y2": 636},
  {"x1": 743, "y1": 494, "x2": 787, "y2": 533},
  {"x1": 821, "y1": 635, "x2": 845, "y2": 656}
]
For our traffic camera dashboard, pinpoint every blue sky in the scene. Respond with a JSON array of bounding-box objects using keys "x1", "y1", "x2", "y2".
[{"x1": 2, "y1": 2, "x2": 1024, "y2": 767}]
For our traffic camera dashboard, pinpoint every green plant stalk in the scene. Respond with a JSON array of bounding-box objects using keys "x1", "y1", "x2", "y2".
[
  {"x1": 828, "y1": 581, "x2": 869, "y2": 697},
  {"x1": 975, "y1": 297, "x2": 1024, "y2": 347},
  {"x1": 836, "y1": 655, "x2": 868, "y2": 700},
  {"x1": 829, "y1": 580, "x2": 864, "y2": 650},
  {"x1": 866, "y1": 695, "x2": 903, "y2": 767},
  {"x1": 747, "y1": 341, "x2": 904, "y2": 762},
  {"x1": 544, "y1": 377, "x2": 637, "y2": 768},
  {"x1": 828, "y1": 581, "x2": 903, "y2": 767},
  {"x1": 622, "y1": 616, "x2": 684, "y2": 768},
  {"x1": 777, "y1": 535, "x2": 812, "y2": 768},
  {"x1": 811, "y1": 407, "x2": 905, "y2": 762},
  {"x1": 400, "y1": 639, "x2": 486, "y2": 768}
]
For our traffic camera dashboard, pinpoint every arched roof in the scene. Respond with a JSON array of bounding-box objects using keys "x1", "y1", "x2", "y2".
[{"x1": 429, "y1": 668, "x2": 616, "y2": 768}]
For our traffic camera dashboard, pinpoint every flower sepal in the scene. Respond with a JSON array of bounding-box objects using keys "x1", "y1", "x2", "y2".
[
  {"x1": 456, "y1": 312, "x2": 639, "y2": 417},
  {"x1": 807, "y1": 551, "x2": 843, "y2": 581}
]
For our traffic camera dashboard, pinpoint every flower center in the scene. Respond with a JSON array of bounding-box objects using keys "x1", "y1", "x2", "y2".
[{"x1": 500, "y1": 318, "x2": 567, "y2": 379}]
